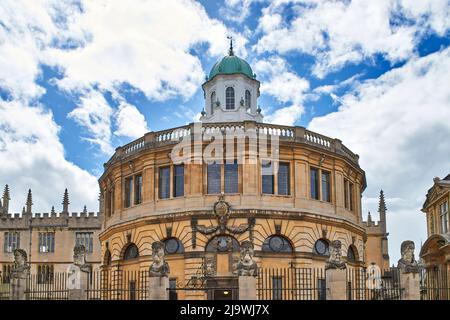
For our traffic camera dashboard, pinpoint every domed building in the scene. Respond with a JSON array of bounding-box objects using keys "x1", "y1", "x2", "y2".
[{"x1": 97, "y1": 43, "x2": 390, "y2": 300}]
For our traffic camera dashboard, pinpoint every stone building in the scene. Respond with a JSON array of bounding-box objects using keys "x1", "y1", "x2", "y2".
[
  {"x1": 0, "y1": 187, "x2": 101, "y2": 280},
  {"x1": 420, "y1": 174, "x2": 450, "y2": 272},
  {"x1": 96, "y1": 44, "x2": 390, "y2": 299}
]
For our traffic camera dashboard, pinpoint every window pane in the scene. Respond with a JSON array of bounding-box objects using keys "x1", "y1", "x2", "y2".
[
  {"x1": 349, "y1": 183, "x2": 354, "y2": 211},
  {"x1": 159, "y1": 167, "x2": 170, "y2": 199},
  {"x1": 344, "y1": 179, "x2": 349, "y2": 209},
  {"x1": 321, "y1": 171, "x2": 331, "y2": 202},
  {"x1": 207, "y1": 163, "x2": 221, "y2": 194},
  {"x1": 124, "y1": 177, "x2": 133, "y2": 207},
  {"x1": 262, "y1": 161, "x2": 274, "y2": 194},
  {"x1": 245, "y1": 90, "x2": 251, "y2": 108},
  {"x1": 134, "y1": 174, "x2": 142, "y2": 205},
  {"x1": 226, "y1": 87, "x2": 235, "y2": 110},
  {"x1": 224, "y1": 160, "x2": 238, "y2": 194},
  {"x1": 310, "y1": 168, "x2": 319, "y2": 200},
  {"x1": 173, "y1": 165, "x2": 184, "y2": 197},
  {"x1": 278, "y1": 163, "x2": 290, "y2": 195}
]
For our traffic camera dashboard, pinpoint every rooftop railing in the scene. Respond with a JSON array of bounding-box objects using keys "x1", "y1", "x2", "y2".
[{"x1": 104, "y1": 121, "x2": 359, "y2": 168}]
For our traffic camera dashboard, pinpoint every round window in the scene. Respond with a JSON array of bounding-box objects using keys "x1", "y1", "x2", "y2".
[
  {"x1": 165, "y1": 238, "x2": 180, "y2": 254},
  {"x1": 269, "y1": 236, "x2": 284, "y2": 252},
  {"x1": 314, "y1": 239, "x2": 329, "y2": 255}
]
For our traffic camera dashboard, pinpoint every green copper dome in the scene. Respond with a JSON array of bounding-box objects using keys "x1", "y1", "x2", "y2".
[{"x1": 209, "y1": 54, "x2": 255, "y2": 80}]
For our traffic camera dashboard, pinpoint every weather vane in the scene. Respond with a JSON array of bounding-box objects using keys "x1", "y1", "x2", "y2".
[{"x1": 227, "y1": 35, "x2": 234, "y2": 56}]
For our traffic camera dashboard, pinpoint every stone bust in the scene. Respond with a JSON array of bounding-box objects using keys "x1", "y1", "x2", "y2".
[
  {"x1": 149, "y1": 241, "x2": 170, "y2": 277},
  {"x1": 325, "y1": 240, "x2": 346, "y2": 270},
  {"x1": 11, "y1": 249, "x2": 30, "y2": 279},
  {"x1": 73, "y1": 244, "x2": 91, "y2": 273},
  {"x1": 397, "y1": 240, "x2": 419, "y2": 273},
  {"x1": 234, "y1": 241, "x2": 258, "y2": 276}
]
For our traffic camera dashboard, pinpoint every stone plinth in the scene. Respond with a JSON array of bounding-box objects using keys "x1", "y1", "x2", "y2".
[
  {"x1": 67, "y1": 265, "x2": 89, "y2": 300},
  {"x1": 239, "y1": 276, "x2": 256, "y2": 300},
  {"x1": 400, "y1": 271, "x2": 420, "y2": 300},
  {"x1": 326, "y1": 269, "x2": 347, "y2": 300},
  {"x1": 11, "y1": 278, "x2": 27, "y2": 300},
  {"x1": 148, "y1": 277, "x2": 169, "y2": 300}
]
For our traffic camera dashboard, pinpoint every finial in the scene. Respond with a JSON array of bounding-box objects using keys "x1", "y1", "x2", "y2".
[
  {"x1": 51, "y1": 206, "x2": 56, "y2": 215},
  {"x1": 3, "y1": 184, "x2": 10, "y2": 201},
  {"x1": 367, "y1": 211, "x2": 372, "y2": 223},
  {"x1": 62, "y1": 188, "x2": 69, "y2": 214},
  {"x1": 227, "y1": 35, "x2": 234, "y2": 56},
  {"x1": 201, "y1": 108, "x2": 206, "y2": 116},
  {"x1": 83, "y1": 205, "x2": 87, "y2": 215},
  {"x1": 378, "y1": 190, "x2": 387, "y2": 214},
  {"x1": 26, "y1": 189, "x2": 33, "y2": 214}
]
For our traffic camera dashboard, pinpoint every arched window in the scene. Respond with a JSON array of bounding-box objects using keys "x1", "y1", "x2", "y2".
[
  {"x1": 205, "y1": 235, "x2": 240, "y2": 252},
  {"x1": 164, "y1": 238, "x2": 184, "y2": 254},
  {"x1": 123, "y1": 243, "x2": 139, "y2": 261},
  {"x1": 225, "y1": 87, "x2": 235, "y2": 110},
  {"x1": 210, "y1": 91, "x2": 216, "y2": 114},
  {"x1": 104, "y1": 250, "x2": 112, "y2": 266},
  {"x1": 313, "y1": 239, "x2": 330, "y2": 256},
  {"x1": 245, "y1": 90, "x2": 251, "y2": 108},
  {"x1": 262, "y1": 235, "x2": 293, "y2": 253},
  {"x1": 347, "y1": 245, "x2": 357, "y2": 262}
]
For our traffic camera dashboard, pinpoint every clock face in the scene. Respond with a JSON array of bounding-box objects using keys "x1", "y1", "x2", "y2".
[
  {"x1": 269, "y1": 236, "x2": 284, "y2": 252},
  {"x1": 165, "y1": 238, "x2": 180, "y2": 254}
]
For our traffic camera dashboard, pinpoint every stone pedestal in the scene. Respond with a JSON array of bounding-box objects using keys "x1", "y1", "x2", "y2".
[
  {"x1": 400, "y1": 271, "x2": 420, "y2": 300},
  {"x1": 326, "y1": 269, "x2": 347, "y2": 300},
  {"x1": 67, "y1": 265, "x2": 89, "y2": 300},
  {"x1": 239, "y1": 276, "x2": 256, "y2": 300},
  {"x1": 148, "y1": 277, "x2": 169, "y2": 300},
  {"x1": 10, "y1": 278, "x2": 27, "y2": 300}
]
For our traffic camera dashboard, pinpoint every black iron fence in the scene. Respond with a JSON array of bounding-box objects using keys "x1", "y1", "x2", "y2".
[
  {"x1": 420, "y1": 267, "x2": 450, "y2": 300},
  {"x1": 346, "y1": 267, "x2": 403, "y2": 300},
  {"x1": 86, "y1": 269, "x2": 150, "y2": 300},
  {"x1": 257, "y1": 267, "x2": 326, "y2": 300},
  {"x1": 25, "y1": 273, "x2": 68, "y2": 300},
  {"x1": 0, "y1": 275, "x2": 10, "y2": 300}
]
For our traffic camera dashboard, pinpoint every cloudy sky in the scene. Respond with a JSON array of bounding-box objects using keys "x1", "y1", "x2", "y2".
[{"x1": 0, "y1": 0, "x2": 449, "y2": 262}]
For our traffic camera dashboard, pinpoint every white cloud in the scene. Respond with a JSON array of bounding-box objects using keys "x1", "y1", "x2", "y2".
[
  {"x1": 255, "y1": 0, "x2": 450, "y2": 77},
  {"x1": 254, "y1": 56, "x2": 310, "y2": 125},
  {"x1": 0, "y1": 99, "x2": 99, "y2": 213},
  {"x1": 115, "y1": 102, "x2": 149, "y2": 139},
  {"x1": 308, "y1": 48, "x2": 450, "y2": 261},
  {"x1": 68, "y1": 90, "x2": 113, "y2": 154}
]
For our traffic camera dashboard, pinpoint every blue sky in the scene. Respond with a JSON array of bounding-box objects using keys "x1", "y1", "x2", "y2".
[{"x1": 0, "y1": 0, "x2": 449, "y2": 262}]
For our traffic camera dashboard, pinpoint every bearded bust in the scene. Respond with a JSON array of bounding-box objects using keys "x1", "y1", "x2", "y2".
[
  {"x1": 397, "y1": 240, "x2": 419, "y2": 273},
  {"x1": 149, "y1": 241, "x2": 170, "y2": 277},
  {"x1": 73, "y1": 244, "x2": 91, "y2": 273},
  {"x1": 234, "y1": 241, "x2": 258, "y2": 277},
  {"x1": 11, "y1": 249, "x2": 30, "y2": 279},
  {"x1": 325, "y1": 240, "x2": 346, "y2": 270}
]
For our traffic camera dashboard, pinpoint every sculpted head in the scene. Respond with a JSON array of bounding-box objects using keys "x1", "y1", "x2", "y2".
[
  {"x1": 152, "y1": 241, "x2": 165, "y2": 264},
  {"x1": 13, "y1": 249, "x2": 27, "y2": 266},
  {"x1": 330, "y1": 240, "x2": 342, "y2": 262},
  {"x1": 240, "y1": 241, "x2": 255, "y2": 264},
  {"x1": 400, "y1": 240, "x2": 415, "y2": 263},
  {"x1": 73, "y1": 244, "x2": 86, "y2": 266}
]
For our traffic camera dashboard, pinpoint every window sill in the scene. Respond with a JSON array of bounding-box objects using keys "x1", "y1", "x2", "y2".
[{"x1": 261, "y1": 193, "x2": 293, "y2": 198}]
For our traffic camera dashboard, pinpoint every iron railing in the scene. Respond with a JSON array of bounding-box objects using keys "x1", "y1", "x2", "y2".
[
  {"x1": 25, "y1": 272, "x2": 68, "y2": 300},
  {"x1": 420, "y1": 267, "x2": 450, "y2": 300}
]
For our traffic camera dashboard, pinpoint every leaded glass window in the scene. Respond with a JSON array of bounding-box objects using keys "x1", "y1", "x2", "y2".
[
  {"x1": 278, "y1": 162, "x2": 290, "y2": 195},
  {"x1": 207, "y1": 163, "x2": 221, "y2": 194},
  {"x1": 314, "y1": 239, "x2": 329, "y2": 256},
  {"x1": 173, "y1": 165, "x2": 185, "y2": 197},
  {"x1": 262, "y1": 235, "x2": 293, "y2": 253},
  {"x1": 226, "y1": 87, "x2": 235, "y2": 110},
  {"x1": 440, "y1": 201, "x2": 449, "y2": 234},
  {"x1": 224, "y1": 160, "x2": 238, "y2": 194},
  {"x1": 38, "y1": 232, "x2": 55, "y2": 253},
  {"x1": 134, "y1": 174, "x2": 142, "y2": 205},
  {"x1": 4, "y1": 232, "x2": 20, "y2": 253},
  {"x1": 262, "y1": 161, "x2": 274, "y2": 194},
  {"x1": 159, "y1": 167, "x2": 170, "y2": 199},
  {"x1": 321, "y1": 170, "x2": 331, "y2": 202},
  {"x1": 76, "y1": 232, "x2": 94, "y2": 253},
  {"x1": 123, "y1": 243, "x2": 139, "y2": 260},
  {"x1": 310, "y1": 167, "x2": 319, "y2": 200},
  {"x1": 124, "y1": 177, "x2": 133, "y2": 208}
]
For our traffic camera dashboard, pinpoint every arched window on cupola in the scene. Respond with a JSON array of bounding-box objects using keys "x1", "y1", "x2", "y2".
[
  {"x1": 210, "y1": 91, "x2": 216, "y2": 114},
  {"x1": 226, "y1": 87, "x2": 235, "y2": 110},
  {"x1": 262, "y1": 235, "x2": 293, "y2": 253},
  {"x1": 245, "y1": 90, "x2": 251, "y2": 109}
]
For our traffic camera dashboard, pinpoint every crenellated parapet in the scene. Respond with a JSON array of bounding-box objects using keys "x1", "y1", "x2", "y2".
[{"x1": 0, "y1": 186, "x2": 100, "y2": 230}]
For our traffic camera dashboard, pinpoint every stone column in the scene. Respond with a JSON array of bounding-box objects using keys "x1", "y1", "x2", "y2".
[
  {"x1": 326, "y1": 268, "x2": 347, "y2": 300},
  {"x1": 148, "y1": 276, "x2": 170, "y2": 300},
  {"x1": 239, "y1": 276, "x2": 256, "y2": 300},
  {"x1": 400, "y1": 271, "x2": 420, "y2": 300}
]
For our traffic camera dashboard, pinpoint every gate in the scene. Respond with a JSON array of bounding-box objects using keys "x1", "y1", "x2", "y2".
[
  {"x1": 257, "y1": 267, "x2": 326, "y2": 300},
  {"x1": 346, "y1": 267, "x2": 403, "y2": 300},
  {"x1": 420, "y1": 267, "x2": 450, "y2": 300}
]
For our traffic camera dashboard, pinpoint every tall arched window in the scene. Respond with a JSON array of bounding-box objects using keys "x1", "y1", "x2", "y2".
[
  {"x1": 347, "y1": 245, "x2": 357, "y2": 262},
  {"x1": 104, "y1": 250, "x2": 112, "y2": 266},
  {"x1": 226, "y1": 87, "x2": 235, "y2": 110},
  {"x1": 123, "y1": 243, "x2": 139, "y2": 260},
  {"x1": 245, "y1": 90, "x2": 251, "y2": 108},
  {"x1": 210, "y1": 91, "x2": 216, "y2": 114},
  {"x1": 262, "y1": 235, "x2": 293, "y2": 253}
]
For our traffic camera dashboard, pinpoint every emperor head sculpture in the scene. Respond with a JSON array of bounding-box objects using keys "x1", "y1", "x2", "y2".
[
  {"x1": 325, "y1": 240, "x2": 346, "y2": 270},
  {"x1": 234, "y1": 240, "x2": 258, "y2": 276},
  {"x1": 73, "y1": 244, "x2": 90, "y2": 273},
  {"x1": 397, "y1": 240, "x2": 419, "y2": 273},
  {"x1": 11, "y1": 249, "x2": 30, "y2": 279},
  {"x1": 149, "y1": 241, "x2": 170, "y2": 277}
]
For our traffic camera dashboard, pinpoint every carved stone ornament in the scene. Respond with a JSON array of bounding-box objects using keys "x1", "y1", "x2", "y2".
[
  {"x1": 149, "y1": 241, "x2": 170, "y2": 277},
  {"x1": 11, "y1": 249, "x2": 30, "y2": 280},
  {"x1": 203, "y1": 256, "x2": 216, "y2": 277},
  {"x1": 325, "y1": 240, "x2": 347, "y2": 270},
  {"x1": 234, "y1": 241, "x2": 258, "y2": 277},
  {"x1": 73, "y1": 244, "x2": 91, "y2": 273},
  {"x1": 397, "y1": 240, "x2": 419, "y2": 273}
]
